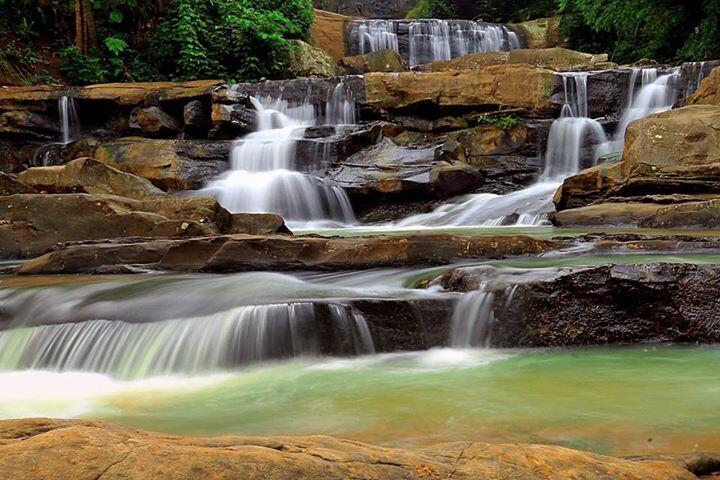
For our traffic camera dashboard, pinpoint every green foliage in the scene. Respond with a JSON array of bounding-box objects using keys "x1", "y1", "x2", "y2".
[
  {"x1": 559, "y1": 0, "x2": 720, "y2": 63},
  {"x1": 475, "y1": 0, "x2": 555, "y2": 22},
  {"x1": 58, "y1": 46, "x2": 108, "y2": 84},
  {"x1": 474, "y1": 113, "x2": 520, "y2": 130},
  {"x1": 1, "y1": 0, "x2": 314, "y2": 84},
  {"x1": 407, "y1": 0, "x2": 459, "y2": 19},
  {"x1": 0, "y1": 41, "x2": 57, "y2": 85}
]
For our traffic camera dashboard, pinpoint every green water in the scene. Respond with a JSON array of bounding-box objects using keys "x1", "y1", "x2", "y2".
[{"x1": 4, "y1": 346, "x2": 716, "y2": 456}]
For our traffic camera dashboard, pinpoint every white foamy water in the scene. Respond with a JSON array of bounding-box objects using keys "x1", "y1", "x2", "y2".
[{"x1": 197, "y1": 96, "x2": 355, "y2": 229}]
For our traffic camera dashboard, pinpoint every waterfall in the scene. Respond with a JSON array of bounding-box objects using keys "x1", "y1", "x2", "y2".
[
  {"x1": 541, "y1": 73, "x2": 608, "y2": 181},
  {"x1": 598, "y1": 68, "x2": 680, "y2": 155},
  {"x1": 352, "y1": 19, "x2": 520, "y2": 67},
  {"x1": 450, "y1": 288, "x2": 495, "y2": 347},
  {"x1": 198, "y1": 95, "x2": 355, "y2": 228},
  {"x1": 683, "y1": 61, "x2": 710, "y2": 97},
  {"x1": 58, "y1": 96, "x2": 80, "y2": 144},
  {"x1": 395, "y1": 72, "x2": 605, "y2": 227},
  {"x1": 358, "y1": 20, "x2": 399, "y2": 55},
  {"x1": 0, "y1": 303, "x2": 375, "y2": 379},
  {"x1": 325, "y1": 81, "x2": 357, "y2": 125}
]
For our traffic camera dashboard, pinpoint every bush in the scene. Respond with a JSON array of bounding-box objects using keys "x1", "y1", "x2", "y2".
[{"x1": 407, "y1": 0, "x2": 459, "y2": 19}]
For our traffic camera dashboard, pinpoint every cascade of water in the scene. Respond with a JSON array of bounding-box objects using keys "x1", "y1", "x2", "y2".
[
  {"x1": 198, "y1": 95, "x2": 356, "y2": 228},
  {"x1": 542, "y1": 73, "x2": 608, "y2": 181},
  {"x1": 395, "y1": 72, "x2": 605, "y2": 227},
  {"x1": 450, "y1": 287, "x2": 495, "y2": 347},
  {"x1": 358, "y1": 20, "x2": 399, "y2": 54},
  {"x1": 325, "y1": 81, "x2": 357, "y2": 125},
  {"x1": 0, "y1": 302, "x2": 375, "y2": 379},
  {"x1": 683, "y1": 61, "x2": 709, "y2": 97},
  {"x1": 605, "y1": 68, "x2": 680, "y2": 152},
  {"x1": 58, "y1": 96, "x2": 80, "y2": 144},
  {"x1": 354, "y1": 19, "x2": 519, "y2": 67}
]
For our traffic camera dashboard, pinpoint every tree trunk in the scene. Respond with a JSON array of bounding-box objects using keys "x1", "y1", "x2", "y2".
[{"x1": 75, "y1": 0, "x2": 97, "y2": 56}]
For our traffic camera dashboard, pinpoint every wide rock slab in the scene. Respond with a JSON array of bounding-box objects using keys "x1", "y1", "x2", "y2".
[
  {"x1": 0, "y1": 418, "x2": 708, "y2": 480},
  {"x1": 18, "y1": 234, "x2": 560, "y2": 274},
  {"x1": 0, "y1": 193, "x2": 231, "y2": 259},
  {"x1": 364, "y1": 65, "x2": 557, "y2": 115}
]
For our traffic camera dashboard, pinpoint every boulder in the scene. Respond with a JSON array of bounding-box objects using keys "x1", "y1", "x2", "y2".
[
  {"x1": 80, "y1": 137, "x2": 232, "y2": 191},
  {"x1": 17, "y1": 157, "x2": 167, "y2": 200},
  {"x1": 439, "y1": 263, "x2": 720, "y2": 346},
  {"x1": 285, "y1": 40, "x2": 340, "y2": 78},
  {"x1": 2, "y1": 418, "x2": 704, "y2": 480},
  {"x1": 182, "y1": 99, "x2": 208, "y2": 135},
  {"x1": 553, "y1": 106, "x2": 720, "y2": 226},
  {"x1": 510, "y1": 16, "x2": 565, "y2": 49},
  {"x1": 228, "y1": 213, "x2": 292, "y2": 235},
  {"x1": 18, "y1": 233, "x2": 560, "y2": 274},
  {"x1": 0, "y1": 110, "x2": 59, "y2": 140},
  {"x1": 418, "y1": 48, "x2": 610, "y2": 73},
  {"x1": 550, "y1": 202, "x2": 663, "y2": 226},
  {"x1": 129, "y1": 106, "x2": 181, "y2": 136},
  {"x1": 364, "y1": 65, "x2": 557, "y2": 116},
  {"x1": 339, "y1": 49, "x2": 408, "y2": 74},
  {"x1": 685, "y1": 67, "x2": 720, "y2": 106},
  {"x1": 0, "y1": 193, "x2": 232, "y2": 259},
  {"x1": 209, "y1": 101, "x2": 257, "y2": 139},
  {"x1": 308, "y1": 9, "x2": 350, "y2": 61},
  {"x1": 0, "y1": 172, "x2": 36, "y2": 195},
  {"x1": 327, "y1": 138, "x2": 483, "y2": 206}
]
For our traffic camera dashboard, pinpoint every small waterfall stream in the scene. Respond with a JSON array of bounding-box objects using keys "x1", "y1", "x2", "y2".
[
  {"x1": 58, "y1": 96, "x2": 80, "y2": 144},
  {"x1": 352, "y1": 19, "x2": 520, "y2": 67},
  {"x1": 198, "y1": 95, "x2": 356, "y2": 228},
  {"x1": 395, "y1": 72, "x2": 606, "y2": 227}
]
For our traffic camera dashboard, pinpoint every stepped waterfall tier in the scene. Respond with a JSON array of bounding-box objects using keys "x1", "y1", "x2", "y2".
[
  {"x1": 2, "y1": 4, "x2": 720, "y2": 478},
  {"x1": 350, "y1": 19, "x2": 521, "y2": 67}
]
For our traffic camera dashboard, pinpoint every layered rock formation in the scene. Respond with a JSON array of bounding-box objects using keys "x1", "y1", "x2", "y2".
[
  {"x1": 553, "y1": 105, "x2": 720, "y2": 227},
  {"x1": 0, "y1": 418, "x2": 713, "y2": 480}
]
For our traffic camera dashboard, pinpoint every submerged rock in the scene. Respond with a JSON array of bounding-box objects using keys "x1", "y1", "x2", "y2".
[{"x1": 0, "y1": 418, "x2": 709, "y2": 480}]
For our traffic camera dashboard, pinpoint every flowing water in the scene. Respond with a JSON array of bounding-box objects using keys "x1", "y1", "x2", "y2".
[
  {"x1": 197, "y1": 96, "x2": 356, "y2": 228},
  {"x1": 393, "y1": 72, "x2": 606, "y2": 227},
  {"x1": 58, "y1": 96, "x2": 80, "y2": 144},
  {"x1": 352, "y1": 19, "x2": 520, "y2": 67},
  {"x1": 1, "y1": 346, "x2": 718, "y2": 456}
]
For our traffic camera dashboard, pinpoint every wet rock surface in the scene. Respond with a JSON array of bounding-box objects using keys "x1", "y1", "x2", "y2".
[
  {"x1": 440, "y1": 263, "x2": 720, "y2": 347},
  {"x1": 0, "y1": 418, "x2": 711, "y2": 480},
  {"x1": 17, "y1": 234, "x2": 560, "y2": 275}
]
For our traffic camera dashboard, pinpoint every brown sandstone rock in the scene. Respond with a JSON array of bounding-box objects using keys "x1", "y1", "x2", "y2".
[
  {"x1": 308, "y1": 9, "x2": 350, "y2": 61},
  {"x1": 84, "y1": 137, "x2": 231, "y2": 191},
  {"x1": 339, "y1": 49, "x2": 408, "y2": 74},
  {"x1": 553, "y1": 105, "x2": 720, "y2": 226},
  {"x1": 75, "y1": 80, "x2": 222, "y2": 107},
  {"x1": 685, "y1": 67, "x2": 720, "y2": 106},
  {"x1": 0, "y1": 172, "x2": 36, "y2": 195},
  {"x1": 510, "y1": 16, "x2": 565, "y2": 49},
  {"x1": 418, "y1": 48, "x2": 610, "y2": 73},
  {"x1": 285, "y1": 40, "x2": 340, "y2": 78},
  {"x1": 364, "y1": 65, "x2": 557, "y2": 115},
  {"x1": 17, "y1": 157, "x2": 167, "y2": 200},
  {"x1": 128, "y1": 106, "x2": 181, "y2": 135},
  {"x1": 0, "y1": 193, "x2": 231, "y2": 258},
  {"x1": 17, "y1": 233, "x2": 560, "y2": 274},
  {"x1": 0, "y1": 418, "x2": 706, "y2": 480}
]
